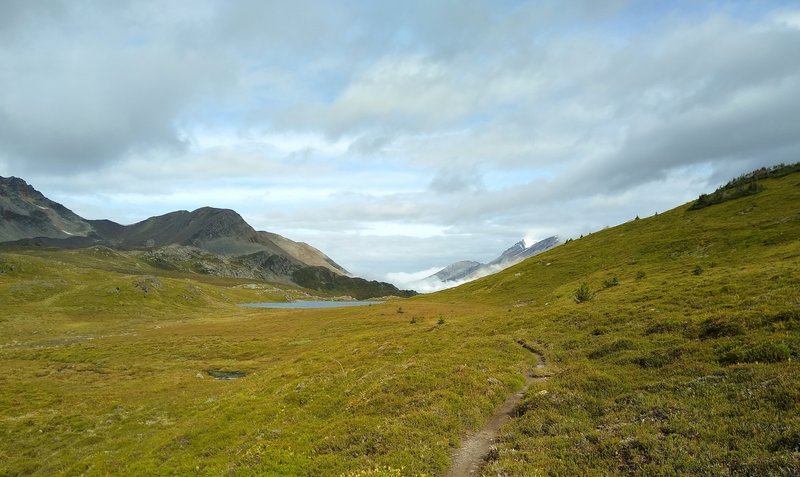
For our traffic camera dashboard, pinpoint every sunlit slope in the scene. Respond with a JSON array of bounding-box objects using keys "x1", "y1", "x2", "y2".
[
  {"x1": 0, "y1": 247, "x2": 315, "y2": 347},
  {"x1": 0, "y1": 247, "x2": 301, "y2": 308},
  {"x1": 0, "y1": 247, "x2": 537, "y2": 475},
  {"x1": 437, "y1": 172, "x2": 799, "y2": 307},
  {"x1": 426, "y1": 171, "x2": 800, "y2": 474},
  {"x1": 0, "y1": 171, "x2": 797, "y2": 476}
]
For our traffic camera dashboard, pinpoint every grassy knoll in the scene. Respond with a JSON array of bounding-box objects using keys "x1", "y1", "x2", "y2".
[
  {"x1": 436, "y1": 169, "x2": 800, "y2": 475},
  {"x1": 0, "y1": 251, "x2": 535, "y2": 476},
  {"x1": 1, "y1": 170, "x2": 799, "y2": 475}
]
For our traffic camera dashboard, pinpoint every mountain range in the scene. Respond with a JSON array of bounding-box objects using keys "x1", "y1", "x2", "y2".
[
  {"x1": 418, "y1": 235, "x2": 561, "y2": 290},
  {"x1": 0, "y1": 176, "x2": 414, "y2": 299}
]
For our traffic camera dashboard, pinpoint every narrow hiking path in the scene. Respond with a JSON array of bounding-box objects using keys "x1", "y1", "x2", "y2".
[{"x1": 444, "y1": 340, "x2": 548, "y2": 477}]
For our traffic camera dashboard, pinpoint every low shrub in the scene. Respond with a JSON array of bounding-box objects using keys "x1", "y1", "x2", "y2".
[
  {"x1": 588, "y1": 339, "x2": 636, "y2": 359},
  {"x1": 761, "y1": 309, "x2": 800, "y2": 331},
  {"x1": 603, "y1": 277, "x2": 619, "y2": 288},
  {"x1": 699, "y1": 317, "x2": 745, "y2": 340},
  {"x1": 769, "y1": 431, "x2": 800, "y2": 452},
  {"x1": 717, "y1": 341, "x2": 791, "y2": 365},
  {"x1": 644, "y1": 320, "x2": 684, "y2": 335},
  {"x1": 634, "y1": 348, "x2": 683, "y2": 368}
]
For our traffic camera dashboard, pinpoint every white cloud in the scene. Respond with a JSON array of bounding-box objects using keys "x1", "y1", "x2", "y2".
[
  {"x1": 770, "y1": 9, "x2": 800, "y2": 29},
  {"x1": 385, "y1": 267, "x2": 444, "y2": 290},
  {"x1": 1, "y1": 2, "x2": 798, "y2": 286}
]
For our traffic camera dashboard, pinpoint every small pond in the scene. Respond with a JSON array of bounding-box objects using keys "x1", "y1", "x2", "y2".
[
  {"x1": 207, "y1": 369, "x2": 247, "y2": 380},
  {"x1": 240, "y1": 300, "x2": 384, "y2": 309}
]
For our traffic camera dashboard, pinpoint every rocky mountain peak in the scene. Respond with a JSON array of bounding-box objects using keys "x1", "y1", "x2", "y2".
[
  {"x1": 0, "y1": 176, "x2": 350, "y2": 282},
  {"x1": 421, "y1": 236, "x2": 561, "y2": 289},
  {"x1": 184, "y1": 207, "x2": 256, "y2": 241},
  {"x1": 497, "y1": 240, "x2": 527, "y2": 260},
  {"x1": 0, "y1": 176, "x2": 94, "y2": 241}
]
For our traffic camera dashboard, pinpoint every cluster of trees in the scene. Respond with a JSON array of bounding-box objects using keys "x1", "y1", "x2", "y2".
[
  {"x1": 690, "y1": 162, "x2": 800, "y2": 211},
  {"x1": 291, "y1": 266, "x2": 417, "y2": 300}
]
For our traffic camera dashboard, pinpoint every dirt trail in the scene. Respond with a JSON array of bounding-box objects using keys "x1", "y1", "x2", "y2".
[{"x1": 444, "y1": 340, "x2": 548, "y2": 477}]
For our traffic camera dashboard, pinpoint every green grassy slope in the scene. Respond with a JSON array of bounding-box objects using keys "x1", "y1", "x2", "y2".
[
  {"x1": 432, "y1": 169, "x2": 800, "y2": 475},
  {"x1": 0, "y1": 249, "x2": 529, "y2": 476},
  {"x1": 0, "y1": 170, "x2": 798, "y2": 476}
]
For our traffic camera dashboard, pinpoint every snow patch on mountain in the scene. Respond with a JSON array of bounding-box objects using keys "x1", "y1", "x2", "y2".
[{"x1": 402, "y1": 236, "x2": 561, "y2": 292}]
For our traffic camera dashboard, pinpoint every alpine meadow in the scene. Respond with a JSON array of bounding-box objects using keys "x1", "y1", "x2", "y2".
[
  {"x1": 1, "y1": 166, "x2": 798, "y2": 475},
  {"x1": 2, "y1": 2, "x2": 800, "y2": 476}
]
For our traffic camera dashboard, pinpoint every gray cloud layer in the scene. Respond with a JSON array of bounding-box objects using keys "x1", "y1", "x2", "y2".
[{"x1": 1, "y1": 1, "x2": 798, "y2": 282}]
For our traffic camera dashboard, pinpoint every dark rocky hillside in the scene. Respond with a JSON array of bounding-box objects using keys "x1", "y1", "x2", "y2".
[
  {"x1": 0, "y1": 176, "x2": 412, "y2": 298},
  {"x1": 292, "y1": 266, "x2": 416, "y2": 300},
  {"x1": 0, "y1": 176, "x2": 94, "y2": 241}
]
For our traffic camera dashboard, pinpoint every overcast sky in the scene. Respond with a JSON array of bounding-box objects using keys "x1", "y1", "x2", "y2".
[{"x1": 1, "y1": 1, "x2": 799, "y2": 287}]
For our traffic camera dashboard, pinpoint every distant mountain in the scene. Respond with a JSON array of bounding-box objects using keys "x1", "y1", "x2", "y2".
[
  {"x1": 0, "y1": 176, "x2": 414, "y2": 298},
  {"x1": 431, "y1": 260, "x2": 483, "y2": 282},
  {"x1": 419, "y1": 236, "x2": 560, "y2": 290},
  {"x1": 0, "y1": 176, "x2": 94, "y2": 241},
  {"x1": 487, "y1": 236, "x2": 561, "y2": 268},
  {"x1": 88, "y1": 206, "x2": 348, "y2": 274}
]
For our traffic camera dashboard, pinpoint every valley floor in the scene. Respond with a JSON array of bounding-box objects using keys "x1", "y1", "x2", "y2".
[{"x1": 2, "y1": 172, "x2": 800, "y2": 476}]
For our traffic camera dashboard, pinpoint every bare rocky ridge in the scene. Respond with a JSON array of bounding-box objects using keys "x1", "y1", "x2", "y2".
[
  {"x1": 486, "y1": 236, "x2": 560, "y2": 269},
  {"x1": 0, "y1": 176, "x2": 94, "y2": 241},
  {"x1": 87, "y1": 206, "x2": 348, "y2": 275},
  {"x1": 423, "y1": 236, "x2": 561, "y2": 287},
  {"x1": 0, "y1": 176, "x2": 414, "y2": 298},
  {"x1": 431, "y1": 260, "x2": 483, "y2": 282}
]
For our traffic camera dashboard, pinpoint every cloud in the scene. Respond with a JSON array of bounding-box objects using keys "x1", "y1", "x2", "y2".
[
  {"x1": 429, "y1": 168, "x2": 484, "y2": 195},
  {"x1": 1, "y1": 2, "x2": 798, "y2": 285},
  {"x1": 385, "y1": 267, "x2": 444, "y2": 290},
  {"x1": 0, "y1": 2, "x2": 235, "y2": 173},
  {"x1": 347, "y1": 134, "x2": 394, "y2": 155}
]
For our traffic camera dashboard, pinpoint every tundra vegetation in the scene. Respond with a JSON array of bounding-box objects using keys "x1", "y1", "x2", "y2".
[{"x1": 1, "y1": 166, "x2": 799, "y2": 475}]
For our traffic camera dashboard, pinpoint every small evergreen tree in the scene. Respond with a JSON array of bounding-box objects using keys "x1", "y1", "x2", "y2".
[{"x1": 574, "y1": 283, "x2": 594, "y2": 303}]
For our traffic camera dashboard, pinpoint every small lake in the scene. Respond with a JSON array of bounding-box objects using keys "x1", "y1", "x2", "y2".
[{"x1": 240, "y1": 300, "x2": 384, "y2": 309}]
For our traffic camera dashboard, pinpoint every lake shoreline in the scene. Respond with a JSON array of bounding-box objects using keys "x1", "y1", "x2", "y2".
[{"x1": 239, "y1": 300, "x2": 384, "y2": 309}]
